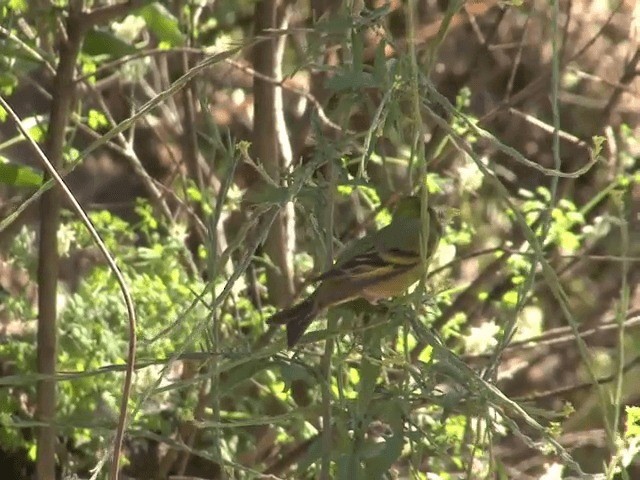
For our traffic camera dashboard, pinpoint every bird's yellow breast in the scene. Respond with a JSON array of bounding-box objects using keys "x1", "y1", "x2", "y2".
[{"x1": 360, "y1": 264, "x2": 423, "y2": 303}]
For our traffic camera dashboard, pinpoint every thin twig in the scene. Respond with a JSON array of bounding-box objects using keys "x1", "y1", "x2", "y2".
[{"x1": 0, "y1": 96, "x2": 137, "y2": 480}]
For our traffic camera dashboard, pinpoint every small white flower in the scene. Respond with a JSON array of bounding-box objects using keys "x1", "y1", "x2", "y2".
[
  {"x1": 464, "y1": 320, "x2": 500, "y2": 355},
  {"x1": 112, "y1": 15, "x2": 146, "y2": 42}
]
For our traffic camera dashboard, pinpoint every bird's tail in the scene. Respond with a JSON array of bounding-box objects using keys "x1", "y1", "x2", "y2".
[{"x1": 268, "y1": 294, "x2": 318, "y2": 348}]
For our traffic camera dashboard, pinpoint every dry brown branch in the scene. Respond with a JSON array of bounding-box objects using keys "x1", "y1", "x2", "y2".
[{"x1": 253, "y1": 0, "x2": 296, "y2": 307}]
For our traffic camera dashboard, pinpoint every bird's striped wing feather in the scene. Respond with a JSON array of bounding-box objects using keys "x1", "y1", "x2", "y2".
[{"x1": 313, "y1": 247, "x2": 419, "y2": 283}]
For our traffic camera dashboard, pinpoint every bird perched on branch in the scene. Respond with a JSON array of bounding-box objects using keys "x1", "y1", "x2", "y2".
[{"x1": 268, "y1": 196, "x2": 442, "y2": 348}]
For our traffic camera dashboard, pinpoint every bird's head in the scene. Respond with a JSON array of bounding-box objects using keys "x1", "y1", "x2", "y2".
[
  {"x1": 392, "y1": 196, "x2": 421, "y2": 219},
  {"x1": 393, "y1": 195, "x2": 443, "y2": 244}
]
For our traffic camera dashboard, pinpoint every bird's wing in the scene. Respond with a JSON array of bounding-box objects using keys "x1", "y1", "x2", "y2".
[
  {"x1": 312, "y1": 243, "x2": 419, "y2": 283},
  {"x1": 311, "y1": 211, "x2": 428, "y2": 283}
]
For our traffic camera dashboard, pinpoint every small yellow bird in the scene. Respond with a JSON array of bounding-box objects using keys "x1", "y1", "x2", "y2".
[{"x1": 268, "y1": 196, "x2": 442, "y2": 348}]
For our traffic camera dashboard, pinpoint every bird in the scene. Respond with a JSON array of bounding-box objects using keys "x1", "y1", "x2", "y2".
[{"x1": 267, "y1": 196, "x2": 442, "y2": 348}]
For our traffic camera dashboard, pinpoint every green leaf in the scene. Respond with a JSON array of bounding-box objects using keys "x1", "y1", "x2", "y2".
[
  {"x1": 87, "y1": 109, "x2": 109, "y2": 130},
  {"x1": 0, "y1": 157, "x2": 43, "y2": 187},
  {"x1": 352, "y1": 29, "x2": 364, "y2": 74},
  {"x1": 0, "y1": 76, "x2": 18, "y2": 99},
  {"x1": 626, "y1": 406, "x2": 640, "y2": 439},
  {"x1": 27, "y1": 443, "x2": 36, "y2": 461},
  {"x1": 278, "y1": 362, "x2": 315, "y2": 389},
  {"x1": 220, "y1": 360, "x2": 279, "y2": 394},
  {"x1": 137, "y1": 3, "x2": 184, "y2": 47},
  {"x1": 297, "y1": 435, "x2": 323, "y2": 473},
  {"x1": 373, "y1": 39, "x2": 388, "y2": 85},
  {"x1": 358, "y1": 330, "x2": 382, "y2": 412},
  {"x1": 365, "y1": 400, "x2": 405, "y2": 477},
  {"x1": 8, "y1": 0, "x2": 27, "y2": 12},
  {"x1": 83, "y1": 29, "x2": 138, "y2": 58},
  {"x1": 244, "y1": 182, "x2": 290, "y2": 205},
  {"x1": 314, "y1": 13, "x2": 353, "y2": 35},
  {"x1": 325, "y1": 70, "x2": 375, "y2": 92}
]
